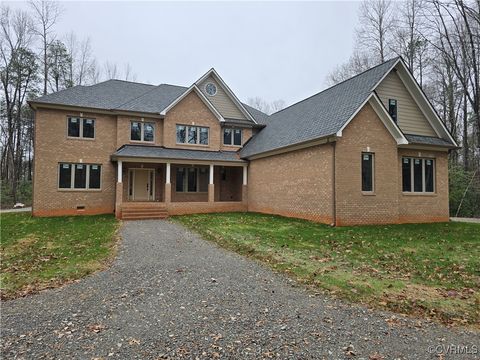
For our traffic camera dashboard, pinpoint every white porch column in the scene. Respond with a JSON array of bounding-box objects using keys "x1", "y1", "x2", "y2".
[
  {"x1": 208, "y1": 164, "x2": 214, "y2": 203},
  {"x1": 243, "y1": 165, "x2": 248, "y2": 185},
  {"x1": 166, "y1": 162, "x2": 171, "y2": 184},
  {"x1": 117, "y1": 160, "x2": 123, "y2": 183},
  {"x1": 209, "y1": 164, "x2": 214, "y2": 184}
]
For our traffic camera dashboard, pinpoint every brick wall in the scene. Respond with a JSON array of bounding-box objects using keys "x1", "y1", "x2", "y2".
[
  {"x1": 116, "y1": 116, "x2": 163, "y2": 147},
  {"x1": 248, "y1": 144, "x2": 335, "y2": 224},
  {"x1": 33, "y1": 108, "x2": 117, "y2": 216},
  {"x1": 334, "y1": 102, "x2": 400, "y2": 226},
  {"x1": 163, "y1": 91, "x2": 252, "y2": 151},
  {"x1": 397, "y1": 149, "x2": 449, "y2": 223}
]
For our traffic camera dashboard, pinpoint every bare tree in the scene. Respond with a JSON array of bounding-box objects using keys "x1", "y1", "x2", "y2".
[
  {"x1": 326, "y1": 50, "x2": 375, "y2": 85},
  {"x1": 423, "y1": 0, "x2": 480, "y2": 155},
  {"x1": 392, "y1": 0, "x2": 430, "y2": 85},
  {"x1": 123, "y1": 63, "x2": 137, "y2": 81},
  {"x1": 0, "y1": 5, "x2": 38, "y2": 201},
  {"x1": 29, "y1": 0, "x2": 61, "y2": 95},
  {"x1": 247, "y1": 97, "x2": 286, "y2": 115},
  {"x1": 356, "y1": 0, "x2": 396, "y2": 63},
  {"x1": 104, "y1": 61, "x2": 118, "y2": 80}
]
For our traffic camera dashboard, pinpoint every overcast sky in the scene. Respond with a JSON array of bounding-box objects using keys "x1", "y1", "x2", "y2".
[{"x1": 8, "y1": 1, "x2": 361, "y2": 106}]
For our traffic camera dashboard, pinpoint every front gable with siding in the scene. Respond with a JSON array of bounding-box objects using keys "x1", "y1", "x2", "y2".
[{"x1": 375, "y1": 70, "x2": 437, "y2": 137}]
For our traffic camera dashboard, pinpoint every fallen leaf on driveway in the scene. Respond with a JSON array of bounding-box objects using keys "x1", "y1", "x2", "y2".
[{"x1": 87, "y1": 324, "x2": 106, "y2": 333}]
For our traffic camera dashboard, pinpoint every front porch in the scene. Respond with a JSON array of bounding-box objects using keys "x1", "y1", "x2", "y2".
[{"x1": 114, "y1": 160, "x2": 248, "y2": 219}]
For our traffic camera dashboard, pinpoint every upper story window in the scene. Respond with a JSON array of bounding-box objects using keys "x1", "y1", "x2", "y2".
[
  {"x1": 389, "y1": 99, "x2": 398, "y2": 123},
  {"x1": 402, "y1": 157, "x2": 435, "y2": 193},
  {"x1": 223, "y1": 127, "x2": 242, "y2": 146},
  {"x1": 361, "y1": 152, "x2": 374, "y2": 192},
  {"x1": 176, "y1": 125, "x2": 209, "y2": 145},
  {"x1": 67, "y1": 117, "x2": 95, "y2": 139},
  {"x1": 58, "y1": 163, "x2": 101, "y2": 190},
  {"x1": 130, "y1": 121, "x2": 154, "y2": 142},
  {"x1": 205, "y1": 83, "x2": 217, "y2": 96}
]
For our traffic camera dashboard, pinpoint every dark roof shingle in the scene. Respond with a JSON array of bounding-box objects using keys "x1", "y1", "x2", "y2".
[
  {"x1": 112, "y1": 145, "x2": 246, "y2": 163},
  {"x1": 404, "y1": 134, "x2": 455, "y2": 147},
  {"x1": 240, "y1": 58, "x2": 399, "y2": 158}
]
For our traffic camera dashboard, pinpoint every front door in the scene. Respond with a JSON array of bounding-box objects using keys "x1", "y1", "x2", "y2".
[{"x1": 132, "y1": 169, "x2": 154, "y2": 201}]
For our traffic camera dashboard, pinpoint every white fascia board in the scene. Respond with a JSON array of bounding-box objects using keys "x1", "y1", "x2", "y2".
[
  {"x1": 369, "y1": 94, "x2": 409, "y2": 145},
  {"x1": 394, "y1": 63, "x2": 458, "y2": 147},
  {"x1": 195, "y1": 68, "x2": 257, "y2": 124},
  {"x1": 160, "y1": 84, "x2": 224, "y2": 122},
  {"x1": 335, "y1": 93, "x2": 408, "y2": 145},
  {"x1": 335, "y1": 95, "x2": 372, "y2": 137},
  {"x1": 369, "y1": 58, "x2": 401, "y2": 92},
  {"x1": 371, "y1": 58, "x2": 458, "y2": 147}
]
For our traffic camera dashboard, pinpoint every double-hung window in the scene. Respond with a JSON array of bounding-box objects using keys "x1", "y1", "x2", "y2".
[
  {"x1": 59, "y1": 163, "x2": 102, "y2": 190},
  {"x1": 176, "y1": 125, "x2": 209, "y2": 145},
  {"x1": 175, "y1": 167, "x2": 209, "y2": 192},
  {"x1": 223, "y1": 127, "x2": 242, "y2": 146},
  {"x1": 361, "y1": 153, "x2": 374, "y2": 192},
  {"x1": 67, "y1": 117, "x2": 95, "y2": 139},
  {"x1": 402, "y1": 157, "x2": 435, "y2": 193},
  {"x1": 130, "y1": 121, "x2": 154, "y2": 142}
]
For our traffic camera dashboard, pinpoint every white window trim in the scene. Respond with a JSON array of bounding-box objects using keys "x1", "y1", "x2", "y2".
[
  {"x1": 361, "y1": 152, "x2": 375, "y2": 194},
  {"x1": 176, "y1": 124, "x2": 209, "y2": 146},
  {"x1": 175, "y1": 167, "x2": 208, "y2": 193},
  {"x1": 58, "y1": 163, "x2": 102, "y2": 191},
  {"x1": 130, "y1": 121, "x2": 155, "y2": 143},
  {"x1": 67, "y1": 116, "x2": 96, "y2": 140},
  {"x1": 402, "y1": 157, "x2": 436, "y2": 194},
  {"x1": 223, "y1": 127, "x2": 243, "y2": 146}
]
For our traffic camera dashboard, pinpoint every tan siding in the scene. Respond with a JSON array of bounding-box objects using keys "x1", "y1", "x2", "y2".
[
  {"x1": 198, "y1": 76, "x2": 247, "y2": 120},
  {"x1": 376, "y1": 71, "x2": 437, "y2": 136}
]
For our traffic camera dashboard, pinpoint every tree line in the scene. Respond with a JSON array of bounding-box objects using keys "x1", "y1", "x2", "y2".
[{"x1": 0, "y1": 1, "x2": 137, "y2": 206}]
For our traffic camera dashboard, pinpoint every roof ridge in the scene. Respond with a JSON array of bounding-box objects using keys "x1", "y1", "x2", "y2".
[
  {"x1": 269, "y1": 57, "x2": 400, "y2": 117},
  {"x1": 106, "y1": 79, "x2": 155, "y2": 86},
  {"x1": 113, "y1": 84, "x2": 165, "y2": 110}
]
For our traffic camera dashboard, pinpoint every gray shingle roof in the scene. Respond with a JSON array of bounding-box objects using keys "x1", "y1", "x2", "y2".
[
  {"x1": 115, "y1": 84, "x2": 187, "y2": 113},
  {"x1": 404, "y1": 134, "x2": 455, "y2": 147},
  {"x1": 240, "y1": 58, "x2": 399, "y2": 158},
  {"x1": 112, "y1": 145, "x2": 246, "y2": 163},
  {"x1": 30, "y1": 80, "x2": 265, "y2": 125},
  {"x1": 31, "y1": 80, "x2": 155, "y2": 110}
]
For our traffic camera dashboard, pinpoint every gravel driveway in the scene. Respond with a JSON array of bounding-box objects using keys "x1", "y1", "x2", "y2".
[{"x1": 1, "y1": 220, "x2": 478, "y2": 359}]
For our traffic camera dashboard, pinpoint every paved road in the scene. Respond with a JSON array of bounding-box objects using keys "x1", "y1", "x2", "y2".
[{"x1": 1, "y1": 220, "x2": 478, "y2": 359}]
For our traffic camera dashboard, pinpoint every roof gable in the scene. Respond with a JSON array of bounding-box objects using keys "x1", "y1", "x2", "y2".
[
  {"x1": 240, "y1": 58, "x2": 399, "y2": 158},
  {"x1": 195, "y1": 69, "x2": 257, "y2": 124},
  {"x1": 372, "y1": 60, "x2": 457, "y2": 146},
  {"x1": 160, "y1": 85, "x2": 224, "y2": 122}
]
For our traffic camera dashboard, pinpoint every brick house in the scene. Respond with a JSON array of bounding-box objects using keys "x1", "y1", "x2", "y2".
[{"x1": 29, "y1": 57, "x2": 457, "y2": 225}]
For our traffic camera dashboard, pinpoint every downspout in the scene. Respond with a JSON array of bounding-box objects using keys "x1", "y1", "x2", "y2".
[{"x1": 331, "y1": 141, "x2": 336, "y2": 226}]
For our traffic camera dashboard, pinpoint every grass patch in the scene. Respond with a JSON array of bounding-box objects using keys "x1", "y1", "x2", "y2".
[
  {"x1": 1, "y1": 213, "x2": 118, "y2": 299},
  {"x1": 174, "y1": 212, "x2": 480, "y2": 328}
]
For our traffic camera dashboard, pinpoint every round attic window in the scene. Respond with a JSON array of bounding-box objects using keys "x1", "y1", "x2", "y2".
[{"x1": 205, "y1": 82, "x2": 217, "y2": 96}]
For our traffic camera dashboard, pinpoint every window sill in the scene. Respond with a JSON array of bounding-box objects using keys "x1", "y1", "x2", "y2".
[
  {"x1": 67, "y1": 136, "x2": 95, "y2": 141},
  {"x1": 362, "y1": 191, "x2": 376, "y2": 196},
  {"x1": 402, "y1": 192, "x2": 437, "y2": 196},
  {"x1": 174, "y1": 191, "x2": 208, "y2": 194},
  {"x1": 175, "y1": 143, "x2": 209, "y2": 147},
  {"x1": 58, "y1": 188, "x2": 102, "y2": 192},
  {"x1": 130, "y1": 140, "x2": 155, "y2": 144},
  {"x1": 223, "y1": 144, "x2": 242, "y2": 148}
]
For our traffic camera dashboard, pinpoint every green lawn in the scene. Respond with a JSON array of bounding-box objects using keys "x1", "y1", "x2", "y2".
[
  {"x1": 174, "y1": 212, "x2": 480, "y2": 328},
  {"x1": 1, "y1": 213, "x2": 118, "y2": 299}
]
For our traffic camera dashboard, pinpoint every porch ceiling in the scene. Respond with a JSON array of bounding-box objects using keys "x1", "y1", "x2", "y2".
[{"x1": 111, "y1": 145, "x2": 247, "y2": 164}]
